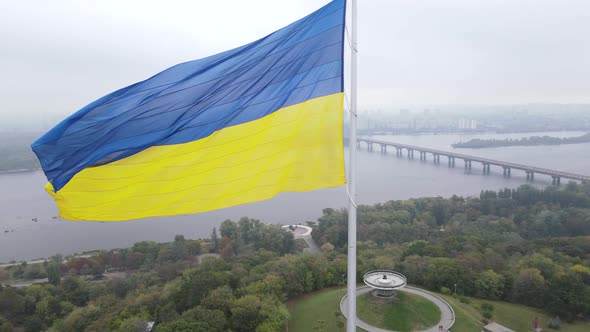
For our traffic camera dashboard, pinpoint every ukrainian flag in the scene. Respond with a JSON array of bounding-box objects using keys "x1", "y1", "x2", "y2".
[{"x1": 32, "y1": 0, "x2": 346, "y2": 221}]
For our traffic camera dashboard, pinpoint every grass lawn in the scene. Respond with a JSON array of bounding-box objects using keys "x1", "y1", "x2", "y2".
[
  {"x1": 357, "y1": 291, "x2": 440, "y2": 332},
  {"x1": 439, "y1": 294, "x2": 483, "y2": 332},
  {"x1": 440, "y1": 293, "x2": 590, "y2": 332},
  {"x1": 287, "y1": 287, "x2": 363, "y2": 332},
  {"x1": 288, "y1": 287, "x2": 590, "y2": 332}
]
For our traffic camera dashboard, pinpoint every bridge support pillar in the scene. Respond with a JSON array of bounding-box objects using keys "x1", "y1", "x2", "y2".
[
  {"x1": 464, "y1": 160, "x2": 472, "y2": 169},
  {"x1": 503, "y1": 167, "x2": 512, "y2": 177},
  {"x1": 552, "y1": 176, "x2": 561, "y2": 185},
  {"x1": 420, "y1": 151, "x2": 426, "y2": 161},
  {"x1": 368, "y1": 143, "x2": 373, "y2": 152},
  {"x1": 380, "y1": 144, "x2": 386, "y2": 154},
  {"x1": 396, "y1": 148, "x2": 402, "y2": 157},
  {"x1": 526, "y1": 171, "x2": 535, "y2": 181},
  {"x1": 433, "y1": 154, "x2": 440, "y2": 164},
  {"x1": 356, "y1": 141, "x2": 361, "y2": 149},
  {"x1": 448, "y1": 157, "x2": 455, "y2": 167},
  {"x1": 482, "y1": 163, "x2": 490, "y2": 175},
  {"x1": 408, "y1": 149, "x2": 414, "y2": 159}
]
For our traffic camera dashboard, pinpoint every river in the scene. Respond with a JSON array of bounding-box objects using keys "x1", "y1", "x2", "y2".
[{"x1": 1, "y1": 131, "x2": 589, "y2": 262}]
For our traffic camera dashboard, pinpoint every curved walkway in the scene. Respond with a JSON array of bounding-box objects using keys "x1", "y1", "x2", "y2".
[
  {"x1": 340, "y1": 286, "x2": 455, "y2": 332},
  {"x1": 281, "y1": 225, "x2": 320, "y2": 253}
]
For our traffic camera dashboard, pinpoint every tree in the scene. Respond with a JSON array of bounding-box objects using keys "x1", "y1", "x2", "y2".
[
  {"x1": 0, "y1": 287, "x2": 25, "y2": 321},
  {"x1": 423, "y1": 258, "x2": 472, "y2": 294},
  {"x1": 230, "y1": 295, "x2": 264, "y2": 332},
  {"x1": 23, "y1": 316, "x2": 43, "y2": 332},
  {"x1": 23, "y1": 264, "x2": 46, "y2": 280},
  {"x1": 172, "y1": 235, "x2": 188, "y2": 261},
  {"x1": 60, "y1": 306, "x2": 101, "y2": 332},
  {"x1": 219, "y1": 238, "x2": 234, "y2": 259},
  {"x1": 0, "y1": 317, "x2": 14, "y2": 332},
  {"x1": 182, "y1": 306, "x2": 226, "y2": 332},
  {"x1": 201, "y1": 286, "x2": 235, "y2": 316},
  {"x1": 173, "y1": 268, "x2": 229, "y2": 311},
  {"x1": 432, "y1": 200, "x2": 447, "y2": 226},
  {"x1": 321, "y1": 242, "x2": 335, "y2": 253},
  {"x1": 511, "y1": 268, "x2": 545, "y2": 307},
  {"x1": 132, "y1": 241, "x2": 160, "y2": 264},
  {"x1": 518, "y1": 253, "x2": 561, "y2": 280},
  {"x1": 62, "y1": 277, "x2": 89, "y2": 306},
  {"x1": 220, "y1": 220, "x2": 238, "y2": 239},
  {"x1": 110, "y1": 278, "x2": 132, "y2": 298},
  {"x1": 211, "y1": 227, "x2": 220, "y2": 252},
  {"x1": 35, "y1": 295, "x2": 61, "y2": 326},
  {"x1": 475, "y1": 270, "x2": 505, "y2": 300},
  {"x1": 156, "y1": 318, "x2": 209, "y2": 332},
  {"x1": 117, "y1": 317, "x2": 149, "y2": 332},
  {"x1": 544, "y1": 274, "x2": 589, "y2": 321},
  {"x1": 228, "y1": 294, "x2": 288, "y2": 332},
  {"x1": 47, "y1": 261, "x2": 61, "y2": 286}
]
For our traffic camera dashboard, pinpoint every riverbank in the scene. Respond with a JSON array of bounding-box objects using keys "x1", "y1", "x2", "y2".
[
  {"x1": 2, "y1": 132, "x2": 589, "y2": 262},
  {"x1": 453, "y1": 132, "x2": 590, "y2": 149},
  {"x1": 0, "y1": 168, "x2": 39, "y2": 175}
]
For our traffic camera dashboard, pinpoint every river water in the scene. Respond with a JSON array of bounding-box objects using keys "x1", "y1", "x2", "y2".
[{"x1": 1, "y1": 131, "x2": 589, "y2": 262}]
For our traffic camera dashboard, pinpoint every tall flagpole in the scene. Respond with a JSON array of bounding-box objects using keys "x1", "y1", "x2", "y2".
[{"x1": 347, "y1": 0, "x2": 358, "y2": 331}]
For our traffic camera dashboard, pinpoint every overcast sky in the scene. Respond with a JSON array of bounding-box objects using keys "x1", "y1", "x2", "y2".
[{"x1": 1, "y1": 0, "x2": 590, "y2": 127}]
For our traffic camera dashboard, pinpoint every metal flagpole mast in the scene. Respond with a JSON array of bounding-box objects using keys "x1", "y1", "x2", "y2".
[{"x1": 346, "y1": 0, "x2": 358, "y2": 331}]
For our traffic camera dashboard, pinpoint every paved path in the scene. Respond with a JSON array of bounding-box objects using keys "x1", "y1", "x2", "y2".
[
  {"x1": 340, "y1": 286, "x2": 455, "y2": 332},
  {"x1": 3, "y1": 271, "x2": 127, "y2": 288},
  {"x1": 0, "y1": 254, "x2": 93, "y2": 268},
  {"x1": 282, "y1": 225, "x2": 321, "y2": 253},
  {"x1": 2, "y1": 253, "x2": 221, "y2": 288},
  {"x1": 300, "y1": 233, "x2": 321, "y2": 253}
]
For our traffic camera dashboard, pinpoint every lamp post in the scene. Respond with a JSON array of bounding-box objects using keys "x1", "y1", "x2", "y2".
[{"x1": 454, "y1": 283, "x2": 457, "y2": 294}]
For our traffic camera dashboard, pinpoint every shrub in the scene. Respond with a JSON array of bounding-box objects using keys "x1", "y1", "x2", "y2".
[
  {"x1": 548, "y1": 317, "x2": 561, "y2": 330},
  {"x1": 480, "y1": 303, "x2": 494, "y2": 320},
  {"x1": 440, "y1": 286, "x2": 451, "y2": 295},
  {"x1": 481, "y1": 303, "x2": 494, "y2": 312}
]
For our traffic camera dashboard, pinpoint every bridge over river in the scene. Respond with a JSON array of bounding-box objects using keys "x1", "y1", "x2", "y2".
[{"x1": 357, "y1": 137, "x2": 590, "y2": 185}]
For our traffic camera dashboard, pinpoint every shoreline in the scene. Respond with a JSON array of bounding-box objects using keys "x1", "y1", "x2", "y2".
[{"x1": 0, "y1": 168, "x2": 39, "y2": 175}]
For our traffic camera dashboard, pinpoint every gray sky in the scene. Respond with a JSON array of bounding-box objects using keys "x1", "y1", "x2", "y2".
[{"x1": 1, "y1": 0, "x2": 590, "y2": 127}]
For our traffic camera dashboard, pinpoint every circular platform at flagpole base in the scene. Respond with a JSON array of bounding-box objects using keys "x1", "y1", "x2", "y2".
[{"x1": 363, "y1": 270, "x2": 407, "y2": 297}]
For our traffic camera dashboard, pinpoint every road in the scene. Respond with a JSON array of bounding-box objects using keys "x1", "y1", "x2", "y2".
[
  {"x1": 2, "y1": 253, "x2": 220, "y2": 288},
  {"x1": 3, "y1": 271, "x2": 127, "y2": 288},
  {"x1": 0, "y1": 254, "x2": 93, "y2": 268}
]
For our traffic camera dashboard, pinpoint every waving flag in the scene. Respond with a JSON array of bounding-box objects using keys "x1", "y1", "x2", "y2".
[{"x1": 32, "y1": 0, "x2": 346, "y2": 221}]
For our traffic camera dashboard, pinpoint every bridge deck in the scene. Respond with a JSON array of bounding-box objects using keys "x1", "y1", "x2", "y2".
[{"x1": 358, "y1": 138, "x2": 590, "y2": 182}]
